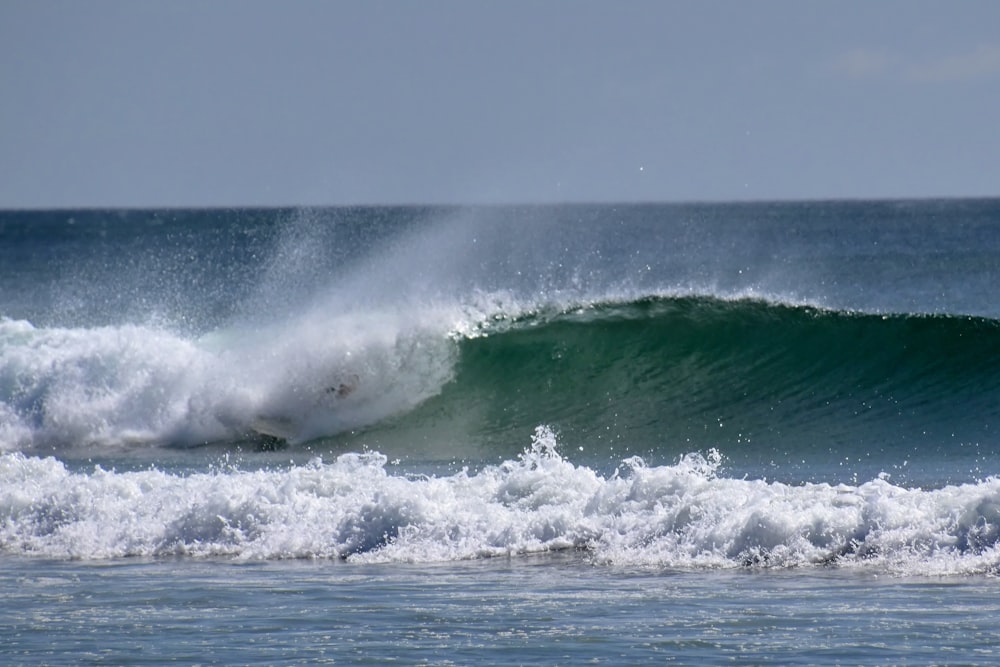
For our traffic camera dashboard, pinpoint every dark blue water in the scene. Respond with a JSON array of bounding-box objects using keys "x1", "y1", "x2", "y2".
[{"x1": 2, "y1": 200, "x2": 1000, "y2": 663}]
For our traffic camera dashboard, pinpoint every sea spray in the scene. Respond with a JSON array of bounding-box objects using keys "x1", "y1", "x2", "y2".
[{"x1": 0, "y1": 305, "x2": 461, "y2": 451}]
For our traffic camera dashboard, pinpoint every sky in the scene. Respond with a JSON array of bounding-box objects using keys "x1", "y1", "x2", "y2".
[{"x1": 1, "y1": 0, "x2": 999, "y2": 208}]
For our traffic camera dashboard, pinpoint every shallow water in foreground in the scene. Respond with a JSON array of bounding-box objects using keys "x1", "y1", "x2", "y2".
[{"x1": 4, "y1": 554, "x2": 1000, "y2": 665}]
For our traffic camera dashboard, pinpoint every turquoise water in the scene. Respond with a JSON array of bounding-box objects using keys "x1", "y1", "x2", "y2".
[{"x1": 2, "y1": 200, "x2": 1000, "y2": 663}]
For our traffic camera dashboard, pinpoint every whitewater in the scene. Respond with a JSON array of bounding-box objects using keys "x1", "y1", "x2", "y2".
[{"x1": 6, "y1": 425, "x2": 1000, "y2": 577}]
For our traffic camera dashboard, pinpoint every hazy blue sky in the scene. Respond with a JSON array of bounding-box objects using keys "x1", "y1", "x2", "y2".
[{"x1": 2, "y1": 0, "x2": 998, "y2": 207}]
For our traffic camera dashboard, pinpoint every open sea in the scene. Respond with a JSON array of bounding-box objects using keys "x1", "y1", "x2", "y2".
[{"x1": 2, "y1": 200, "x2": 1000, "y2": 664}]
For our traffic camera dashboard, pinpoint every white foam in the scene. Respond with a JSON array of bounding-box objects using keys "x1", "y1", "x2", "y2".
[
  {"x1": 3, "y1": 426, "x2": 1000, "y2": 574},
  {"x1": 0, "y1": 305, "x2": 463, "y2": 450},
  {"x1": 0, "y1": 318, "x2": 219, "y2": 449}
]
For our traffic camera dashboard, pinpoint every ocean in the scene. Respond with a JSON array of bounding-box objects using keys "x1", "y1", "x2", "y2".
[{"x1": 2, "y1": 200, "x2": 1000, "y2": 664}]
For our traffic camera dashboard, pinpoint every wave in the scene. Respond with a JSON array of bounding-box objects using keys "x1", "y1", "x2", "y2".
[
  {"x1": 4, "y1": 426, "x2": 1000, "y2": 574},
  {"x1": 389, "y1": 294, "x2": 1000, "y2": 469},
  {"x1": 3, "y1": 293, "x2": 999, "y2": 469}
]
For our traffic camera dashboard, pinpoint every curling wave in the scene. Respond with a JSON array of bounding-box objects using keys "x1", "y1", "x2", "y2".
[{"x1": 2, "y1": 294, "x2": 999, "y2": 463}]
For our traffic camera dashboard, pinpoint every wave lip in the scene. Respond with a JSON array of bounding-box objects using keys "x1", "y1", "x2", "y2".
[{"x1": 4, "y1": 427, "x2": 1000, "y2": 575}]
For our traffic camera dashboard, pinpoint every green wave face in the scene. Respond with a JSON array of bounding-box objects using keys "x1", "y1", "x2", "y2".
[{"x1": 351, "y1": 296, "x2": 1000, "y2": 477}]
